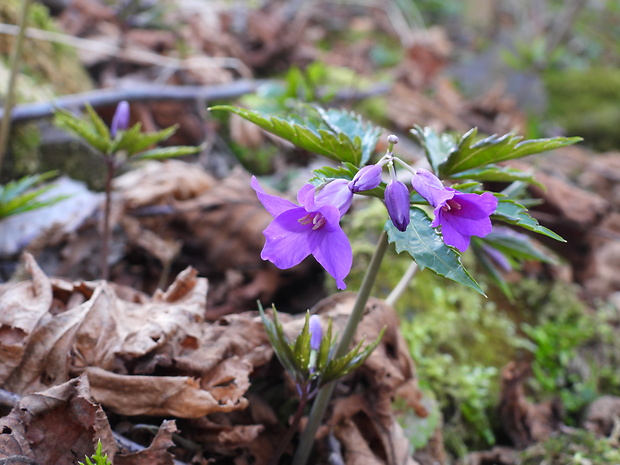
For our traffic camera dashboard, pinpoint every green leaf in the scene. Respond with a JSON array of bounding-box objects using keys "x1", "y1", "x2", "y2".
[
  {"x1": 85, "y1": 103, "x2": 110, "y2": 140},
  {"x1": 54, "y1": 108, "x2": 110, "y2": 153},
  {"x1": 440, "y1": 128, "x2": 582, "y2": 176},
  {"x1": 483, "y1": 228, "x2": 557, "y2": 263},
  {"x1": 410, "y1": 125, "x2": 455, "y2": 173},
  {"x1": 315, "y1": 107, "x2": 381, "y2": 165},
  {"x1": 0, "y1": 172, "x2": 68, "y2": 220},
  {"x1": 293, "y1": 313, "x2": 312, "y2": 372},
  {"x1": 449, "y1": 165, "x2": 542, "y2": 187},
  {"x1": 493, "y1": 199, "x2": 565, "y2": 242},
  {"x1": 115, "y1": 124, "x2": 178, "y2": 156},
  {"x1": 209, "y1": 105, "x2": 379, "y2": 165},
  {"x1": 258, "y1": 304, "x2": 298, "y2": 378},
  {"x1": 471, "y1": 241, "x2": 514, "y2": 301},
  {"x1": 131, "y1": 145, "x2": 201, "y2": 161},
  {"x1": 385, "y1": 207, "x2": 484, "y2": 295}
]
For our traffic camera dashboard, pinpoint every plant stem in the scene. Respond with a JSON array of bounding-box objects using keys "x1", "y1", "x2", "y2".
[
  {"x1": 386, "y1": 260, "x2": 418, "y2": 306},
  {"x1": 268, "y1": 390, "x2": 309, "y2": 465},
  {"x1": 293, "y1": 230, "x2": 389, "y2": 465},
  {"x1": 101, "y1": 156, "x2": 115, "y2": 281},
  {"x1": 0, "y1": 0, "x2": 33, "y2": 178}
]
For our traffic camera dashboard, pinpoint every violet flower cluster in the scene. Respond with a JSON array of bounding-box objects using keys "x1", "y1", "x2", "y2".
[{"x1": 252, "y1": 136, "x2": 498, "y2": 289}]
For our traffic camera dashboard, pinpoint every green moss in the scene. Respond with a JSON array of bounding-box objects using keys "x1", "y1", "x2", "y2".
[{"x1": 545, "y1": 68, "x2": 620, "y2": 151}]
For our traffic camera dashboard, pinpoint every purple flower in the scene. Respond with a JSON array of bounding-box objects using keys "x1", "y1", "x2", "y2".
[
  {"x1": 385, "y1": 180, "x2": 411, "y2": 232},
  {"x1": 348, "y1": 165, "x2": 382, "y2": 193},
  {"x1": 411, "y1": 168, "x2": 498, "y2": 252},
  {"x1": 252, "y1": 176, "x2": 352, "y2": 290},
  {"x1": 111, "y1": 100, "x2": 130, "y2": 137},
  {"x1": 309, "y1": 315, "x2": 322, "y2": 350}
]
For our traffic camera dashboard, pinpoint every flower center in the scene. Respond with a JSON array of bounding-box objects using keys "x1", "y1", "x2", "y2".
[
  {"x1": 298, "y1": 212, "x2": 327, "y2": 230},
  {"x1": 442, "y1": 199, "x2": 462, "y2": 212}
]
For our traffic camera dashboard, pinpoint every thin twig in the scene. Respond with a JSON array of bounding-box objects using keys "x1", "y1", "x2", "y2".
[
  {"x1": 0, "y1": 0, "x2": 33, "y2": 178},
  {"x1": 0, "y1": 23, "x2": 253, "y2": 79}
]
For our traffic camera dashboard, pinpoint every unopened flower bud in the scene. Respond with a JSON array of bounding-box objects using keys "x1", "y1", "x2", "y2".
[
  {"x1": 309, "y1": 315, "x2": 322, "y2": 351},
  {"x1": 387, "y1": 134, "x2": 399, "y2": 145},
  {"x1": 348, "y1": 165, "x2": 382, "y2": 193},
  {"x1": 385, "y1": 180, "x2": 410, "y2": 232},
  {"x1": 110, "y1": 100, "x2": 130, "y2": 137}
]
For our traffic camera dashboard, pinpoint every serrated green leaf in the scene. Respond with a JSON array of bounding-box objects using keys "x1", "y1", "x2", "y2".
[
  {"x1": 85, "y1": 103, "x2": 110, "y2": 140},
  {"x1": 293, "y1": 313, "x2": 312, "y2": 372},
  {"x1": 210, "y1": 105, "x2": 375, "y2": 165},
  {"x1": 440, "y1": 128, "x2": 582, "y2": 176},
  {"x1": 493, "y1": 199, "x2": 565, "y2": 242},
  {"x1": 317, "y1": 319, "x2": 334, "y2": 370},
  {"x1": 132, "y1": 145, "x2": 200, "y2": 161},
  {"x1": 385, "y1": 207, "x2": 484, "y2": 295},
  {"x1": 0, "y1": 172, "x2": 69, "y2": 220},
  {"x1": 450, "y1": 165, "x2": 542, "y2": 187},
  {"x1": 410, "y1": 125, "x2": 456, "y2": 173},
  {"x1": 116, "y1": 124, "x2": 178, "y2": 156},
  {"x1": 258, "y1": 304, "x2": 298, "y2": 378},
  {"x1": 315, "y1": 107, "x2": 381, "y2": 165},
  {"x1": 54, "y1": 108, "x2": 110, "y2": 153}
]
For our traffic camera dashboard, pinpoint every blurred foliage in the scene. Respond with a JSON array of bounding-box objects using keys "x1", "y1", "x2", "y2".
[
  {"x1": 544, "y1": 68, "x2": 620, "y2": 151},
  {"x1": 520, "y1": 429, "x2": 620, "y2": 465},
  {"x1": 0, "y1": 171, "x2": 67, "y2": 220}
]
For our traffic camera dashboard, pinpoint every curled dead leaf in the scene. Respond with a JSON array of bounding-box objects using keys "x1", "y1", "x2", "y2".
[{"x1": 87, "y1": 366, "x2": 248, "y2": 418}]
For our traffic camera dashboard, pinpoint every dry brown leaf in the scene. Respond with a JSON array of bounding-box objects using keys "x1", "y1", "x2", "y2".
[
  {"x1": 0, "y1": 375, "x2": 116, "y2": 465},
  {"x1": 0, "y1": 254, "x2": 52, "y2": 385},
  {"x1": 498, "y1": 361, "x2": 563, "y2": 449},
  {"x1": 114, "y1": 160, "x2": 216, "y2": 209},
  {"x1": 87, "y1": 366, "x2": 247, "y2": 418},
  {"x1": 114, "y1": 420, "x2": 178, "y2": 465}
]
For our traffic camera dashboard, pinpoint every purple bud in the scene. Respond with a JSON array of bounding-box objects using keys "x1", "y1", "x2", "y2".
[
  {"x1": 385, "y1": 180, "x2": 410, "y2": 232},
  {"x1": 348, "y1": 165, "x2": 382, "y2": 193},
  {"x1": 309, "y1": 315, "x2": 322, "y2": 351},
  {"x1": 110, "y1": 100, "x2": 130, "y2": 137},
  {"x1": 387, "y1": 134, "x2": 399, "y2": 144}
]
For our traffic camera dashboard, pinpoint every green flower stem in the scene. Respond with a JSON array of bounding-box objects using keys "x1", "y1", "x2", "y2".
[
  {"x1": 293, "y1": 230, "x2": 389, "y2": 465},
  {"x1": 100, "y1": 156, "x2": 116, "y2": 281},
  {"x1": 0, "y1": 0, "x2": 33, "y2": 177}
]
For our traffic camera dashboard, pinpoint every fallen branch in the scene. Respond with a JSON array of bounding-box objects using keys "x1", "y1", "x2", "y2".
[{"x1": 0, "y1": 81, "x2": 391, "y2": 124}]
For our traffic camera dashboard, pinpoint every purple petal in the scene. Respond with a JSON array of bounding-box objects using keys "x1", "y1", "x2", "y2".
[
  {"x1": 349, "y1": 165, "x2": 382, "y2": 193},
  {"x1": 251, "y1": 176, "x2": 298, "y2": 218},
  {"x1": 312, "y1": 225, "x2": 352, "y2": 290},
  {"x1": 260, "y1": 208, "x2": 313, "y2": 269},
  {"x1": 411, "y1": 169, "x2": 454, "y2": 207},
  {"x1": 451, "y1": 192, "x2": 498, "y2": 219},
  {"x1": 309, "y1": 315, "x2": 323, "y2": 350},
  {"x1": 314, "y1": 179, "x2": 353, "y2": 216},
  {"x1": 297, "y1": 183, "x2": 316, "y2": 206},
  {"x1": 437, "y1": 212, "x2": 471, "y2": 252},
  {"x1": 385, "y1": 180, "x2": 411, "y2": 232}
]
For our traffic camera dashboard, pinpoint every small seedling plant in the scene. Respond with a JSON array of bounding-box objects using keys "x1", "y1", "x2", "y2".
[
  {"x1": 211, "y1": 102, "x2": 581, "y2": 465},
  {"x1": 54, "y1": 101, "x2": 200, "y2": 279}
]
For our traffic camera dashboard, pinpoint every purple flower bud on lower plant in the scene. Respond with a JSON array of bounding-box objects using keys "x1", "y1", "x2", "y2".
[
  {"x1": 385, "y1": 180, "x2": 410, "y2": 232},
  {"x1": 110, "y1": 100, "x2": 130, "y2": 137},
  {"x1": 348, "y1": 165, "x2": 382, "y2": 193},
  {"x1": 309, "y1": 315, "x2": 322, "y2": 350}
]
